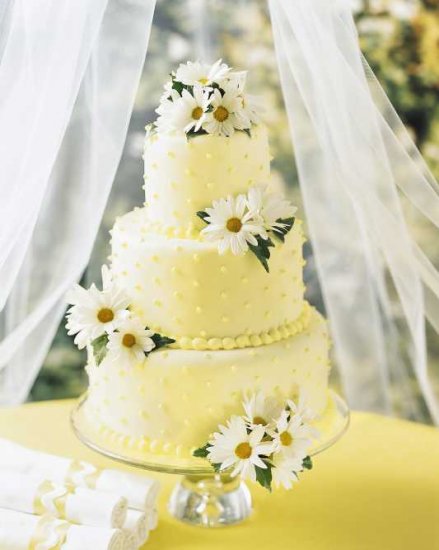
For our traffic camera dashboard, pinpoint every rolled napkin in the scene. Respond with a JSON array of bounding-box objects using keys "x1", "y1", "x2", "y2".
[
  {"x1": 0, "y1": 509, "x2": 125, "y2": 550},
  {"x1": 0, "y1": 508, "x2": 44, "y2": 550},
  {"x1": 66, "y1": 487, "x2": 127, "y2": 529},
  {"x1": 93, "y1": 470, "x2": 159, "y2": 511},
  {"x1": 61, "y1": 524, "x2": 125, "y2": 550},
  {"x1": 147, "y1": 508, "x2": 158, "y2": 531},
  {"x1": 0, "y1": 439, "x2": 160, "y2": 510},
  {"x1": 0, "y1": 471, "x2": 127, "y2": 529},
  {"x1": 123, "y1": 509, "x2": 149, "y2": 546},
  {"x1": 0, "y1": 440, "x2": 35, "y2": 472},
  {"x1": 122, "y1": 530, "x2": 138, "y2": 550},
  {"x1": 0, "y1": 439, "x2": 72, "y2": 481}
]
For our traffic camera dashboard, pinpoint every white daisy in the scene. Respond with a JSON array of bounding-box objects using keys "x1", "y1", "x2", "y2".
[
  {"x1": 287, "y1": 395, "x2": 318, "y2": 424},
  {"x1": 107, "y1": 318, "x2": 155, "y2": 367},
  {"x1": 247, "y1": 185, "x2": 297, "y2": 234},
  {"x1": 271, "y1": 452, "x2": 303, "y2": 490},
  {"x1": 243, "y1": 392, "x2": 283, "y2": 430},
  {"x1": 155, "y1": 89, "x2": 181, "y2": 133},
  {"x1": 222, "y1": 70, "x2": 247, "y2": 92},
  {"x1": 201, "y1": 194, "x2": 265, "y2": 255},
  {"x1": 270, "y1": 410, "x2": 314, "y2": 459},
  {"x1": 159, "y1": 79, "x2": 173, "y2": 103},
  {"x1": 168, "y1": 86, "x2": 211, "y2": 133},
  {"x1": 175, "y1": 59, "x2": 230, "y2": 87},
  {"x1": 240, "y1": 92, "x2": 262, "y2": 126},
  {"x1": 66, "y1": 266, "x2": 130, "y2": 350},
  {"x1": 202, "y1": 88, "x2": 246, "y2": 137},
  {"x1": 207, "y1": 416, "x2": 273, "y2": 481}
]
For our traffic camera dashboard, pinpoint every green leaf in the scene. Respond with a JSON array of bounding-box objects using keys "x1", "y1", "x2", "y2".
[
  {"x1": 151, "y1": 333, "x2": 176, "y2": 351},
  {"x1": 272, "y1": 217, "x2": 295, "y2": 243},
  {"x1": 91, "y1": 334, "x2": 109, "y2": 366},
  {"x1": 171, "y1": 79, "x2": 184, "y2": 95},
  {"x1": 187, "y1": 128, "x2": 208, "y2": 139},
  {"x1": 302, "y1": 455, "x2": 313, "y2": 470},
  {"x1": 196, "y1": 211, "x2": 209, "y2": 224},
  {"x1": 193, "y1": 446, "x2": 225, "y2": 474},
  {"x1": 248, "y1": 236, "x2": 275, "y2": 273},
  {"x1": 193, "y1": 444, "x2": 211, "y2": 458},
  {"x1": 171, "y1": 80, "x2": 193, "y2": 96},
  {"x1": 242, "y1": 128, "x2": 252, "y2": 138},
  {"x1": 255, "y1": 464, "x2": 272, "y2": 491}
]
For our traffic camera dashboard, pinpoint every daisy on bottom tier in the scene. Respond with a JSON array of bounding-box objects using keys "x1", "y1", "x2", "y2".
[{"x1": 84, "y1": 307, "x2": 330, "y2": 457}]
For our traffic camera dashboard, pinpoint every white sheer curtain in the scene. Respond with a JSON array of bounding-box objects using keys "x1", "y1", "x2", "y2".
[
  {"x1": 1, "y1": 0, "x2": 438, "y2": 423},
  {"x1": 269, "y1": 0, "x2": 439, "y2": 424},
  {"x1": 0, "y1": 0, "x2": 156, "y2": 405}
]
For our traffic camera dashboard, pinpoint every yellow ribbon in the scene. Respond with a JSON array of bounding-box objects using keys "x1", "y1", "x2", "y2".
[
  {"x1": 33, "y1": 481, "x2": 68, "y2": 518},
  {"x1": 65, "y1": 460, "x2": 101, "y2": 488},
  {"x1": 29, "y1": 516, "x2": 70, "y2": 550}
]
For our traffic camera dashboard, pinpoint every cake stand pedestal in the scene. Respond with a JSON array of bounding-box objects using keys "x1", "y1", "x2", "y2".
[
  {"x1": 168, "y1": 473, "x2": 252, "y2": 527},
  {"x1": 71, "y1": 391, "x2": 349, "y2": 528}
]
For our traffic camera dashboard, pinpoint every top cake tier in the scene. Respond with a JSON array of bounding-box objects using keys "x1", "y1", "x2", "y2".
[{"x1": 143, "y1": 125, "x2": 271, "y2": 235}]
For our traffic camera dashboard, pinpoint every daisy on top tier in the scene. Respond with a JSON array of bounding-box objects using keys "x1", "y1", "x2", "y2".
[{"x1": 153, "y1": 59, "x2": 260, "y2": 137}]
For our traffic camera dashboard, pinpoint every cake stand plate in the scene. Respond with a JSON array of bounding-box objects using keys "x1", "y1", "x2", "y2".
[{"x1": 71, "y1": 390, "x2": 349, "y2": 527}]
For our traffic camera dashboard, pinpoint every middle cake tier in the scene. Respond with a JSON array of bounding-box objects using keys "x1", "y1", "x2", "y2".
[{"x1": 110, "y1": 208, "x2": 306, "y2": 346}]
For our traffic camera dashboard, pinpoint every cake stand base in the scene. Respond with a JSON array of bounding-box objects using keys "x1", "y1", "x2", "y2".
[
  {"x1": 168, "y1": 473, "x2": 252, "y2": 527},
  {"x1": 71, "y1": 390, "x2": 349, "y2": 528}
]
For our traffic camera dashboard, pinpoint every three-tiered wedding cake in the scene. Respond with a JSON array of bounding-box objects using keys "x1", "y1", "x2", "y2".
[{"x1": 72, "y1": 61, "x2": 331, "y2": 462}]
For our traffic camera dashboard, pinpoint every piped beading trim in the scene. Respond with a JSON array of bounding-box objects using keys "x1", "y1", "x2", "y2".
[
  {"x1": 169, "y1": 303, "x2": 311, "y2": 351},
  {"x1": 83, "y1": 388, "x2": 335, "y2": 463},
  {"x1": 112, "y1": 210, "x2": 304, "y2": 243},
  {"x1": 93, "y1": 418, "x2": 196, "y2": 459}
]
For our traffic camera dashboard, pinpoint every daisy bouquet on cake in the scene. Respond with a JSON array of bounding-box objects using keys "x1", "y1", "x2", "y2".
[
  {"x1": 193, "y1": 393, "x2": 319, "y2": 491},
  {"x1": 151, "y1": 59, "x2": 262, "y2": 138},
  {"x1": 197, "y1": 184, "x2": 297, "y2": 271},
  {"x1": 65, "y1": 266, "x2": 175, "y2": 368}
]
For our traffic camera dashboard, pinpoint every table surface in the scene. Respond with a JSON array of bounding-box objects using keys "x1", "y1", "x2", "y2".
[{"x1": 0, "y1": 400, "x2": 438, "y2": 550}]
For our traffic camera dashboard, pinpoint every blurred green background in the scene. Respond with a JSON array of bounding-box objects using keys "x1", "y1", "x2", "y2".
[{"x1": 30, "y1": 0, "x2": 439, "y2": 420}]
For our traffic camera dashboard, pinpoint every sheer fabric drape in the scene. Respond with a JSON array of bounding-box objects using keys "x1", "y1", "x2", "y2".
[
  {"x1": 1, "y1": 0, "x2": 438, "y2": 423},
  {"x1": 269, "y1": 0, "x2": 439, "y2": 423},
  {"x1": 0, "y1": 0, "x2": 156, "y2": 405}
]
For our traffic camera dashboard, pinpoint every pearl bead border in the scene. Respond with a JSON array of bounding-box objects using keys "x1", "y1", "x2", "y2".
[
  {"x1": 168, "y1": 303, "x2": 312, "y2": 351},
  {"x1": 92, "y1": 417, "x2": 196, "y2": 459},
  {"x1": 84, "y1": 386, "x2": 334, "y2": 462}
]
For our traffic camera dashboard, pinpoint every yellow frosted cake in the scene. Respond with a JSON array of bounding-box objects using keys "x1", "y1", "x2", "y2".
[{"x1": 67, "y1": 60, "x2": 331, "y2": 463}]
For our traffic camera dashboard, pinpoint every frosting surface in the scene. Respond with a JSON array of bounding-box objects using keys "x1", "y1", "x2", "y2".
[
  {"x1": 143, "y1": 125, "x2": 271, "y2": 232},
  {"x1": 110, "y1": 208, "x2": 306, "y2": 341},
  {"x1": 84, "y1": 88, "x2": 332, "y2": 461},
  {"x1": 86, "y1": 308, "x2": 330, "y2": 456}
]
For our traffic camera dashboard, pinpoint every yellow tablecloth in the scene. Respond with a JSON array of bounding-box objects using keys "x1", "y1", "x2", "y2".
[{"x1": 0, "y1": 400, "x2": 438, "y2": 549}]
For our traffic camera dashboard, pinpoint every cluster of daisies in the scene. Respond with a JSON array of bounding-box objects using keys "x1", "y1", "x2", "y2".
[
  {"x1": 65, "y1": 266, "x2": 174, "y2": 367},
  {"x1": 197, "y1": 185, "x2": 297, "y2": 272},
  {"x1": 154, "y1": 59, "x2": 261, "y2": 137},
  {"x1": 194, "y1": 393, "x2": 318, "y2": 491}
]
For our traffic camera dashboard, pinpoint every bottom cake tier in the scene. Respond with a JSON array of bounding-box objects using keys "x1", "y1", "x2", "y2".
[{"x1": 85, "y1": 307, "x2": 331, "y2": 459}]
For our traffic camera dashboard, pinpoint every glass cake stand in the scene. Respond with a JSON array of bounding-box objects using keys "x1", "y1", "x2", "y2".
[{"x1": 71, "y1": 390, "x2": 349, "y2": 528}]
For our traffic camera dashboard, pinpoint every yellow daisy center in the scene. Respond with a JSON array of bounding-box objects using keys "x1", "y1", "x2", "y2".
[
  {"x1": 192, "y1": 106, "x2": 203, "y2": 120},
  {"x1": 122, "y1": 333, "x2": 136, "y2": 348},
  {"x1": 214, "y1": 105, "x2": 229, "y2": 122},
  {"x1": 253, "y1": 416, "x2": 266, "y2": 426},
  {"x1": 226, "y1": 217, "x2": 242, "y2": 233},
  {"x1": 280, "y1": 431, "x2": 293, "y2": 447},
  {"x1": 235, "y1": 442, "x2": 252, "y2": 459},
  {"x1": 198, "y1": 77, "x2": 209, "y2": 85},
  {"x1": 97, "y1": 308, "x2": 114, "y2": 323}
]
